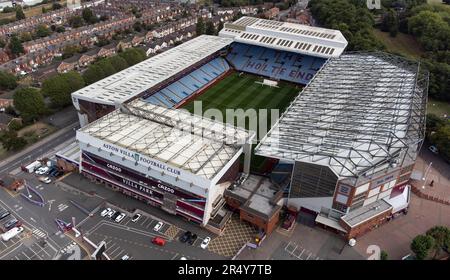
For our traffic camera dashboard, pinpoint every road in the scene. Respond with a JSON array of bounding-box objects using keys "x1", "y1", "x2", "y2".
[{"x1": 0, "y1": 123, "x2": 77, "y2": 177}]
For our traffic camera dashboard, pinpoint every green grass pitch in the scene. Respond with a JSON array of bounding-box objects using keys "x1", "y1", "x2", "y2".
[
  {"x1": 183, "y1": 72, "x2": 301, "y2": 132},
  {"x1": 182, "y1": 72, "x2": 302, "y2": 171}
]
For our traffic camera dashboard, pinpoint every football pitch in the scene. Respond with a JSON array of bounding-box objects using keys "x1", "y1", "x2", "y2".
[
  {"x1": 182, "y1": 72, "x2": 302, "y2": 171},
  {"x1": 183, "y1": 72, "x2": 301, "y2": 133}
]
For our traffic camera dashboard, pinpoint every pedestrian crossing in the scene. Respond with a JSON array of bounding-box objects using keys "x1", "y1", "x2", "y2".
[
  {"x1": 32, "y1": 228, "x2": 47, "y2": 239},
  {"x1": 57, "y1": 203, "x2": 69, "y2": 212}
]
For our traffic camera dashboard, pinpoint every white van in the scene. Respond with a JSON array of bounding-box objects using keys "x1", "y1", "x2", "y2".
[{"x1": 1, "y1": 227, "x2": 24, "y2": 242}]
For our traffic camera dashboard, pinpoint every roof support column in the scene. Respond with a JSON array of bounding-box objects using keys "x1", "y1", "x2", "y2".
[{"x1": 243, "y1": 141, "x2": 252, "y2": 175}]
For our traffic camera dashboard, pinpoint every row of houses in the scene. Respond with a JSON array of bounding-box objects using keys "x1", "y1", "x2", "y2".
[
  {"x1": 22, "y1": 15, "x2": 136, "y2": 53},
  {"x1": 0, "y1": 7, "x2": 77, "y2": 37}
]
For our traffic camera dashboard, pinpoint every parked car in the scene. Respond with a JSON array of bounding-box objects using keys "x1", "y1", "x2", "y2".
[
  {"x1": 200, "y1": 237, "x2": 211, "y2": 249},
  {"x1": 3, "y1": 218, "x2": 20, "y2": 231},
  {"x1": 152, "y1": 237, "x2": 166, "y2": 246},
  {"x1": 121, "y1": 255, "x2": 130, "y2": 260},
  {"x1": 429, "y1": 145, "x2": 438, "y2": 154},
  {"x1": 35, "y1": 167, "x2": 50, "y2": 175},
  {"x1": 1, "y1": 226, "x2": 24, "y2": 242},
  {"x1": 100, "y1": 208, "x2": 111, "y2": 217},
  {"x1": 131, "y1": 213, "x2": 141, "y2": 222},
  {"x1": 153, "y1": 221, "x2": 163, "y2": 232},
  {"x1": 106, "y1": 209, "x2": 116, "y2": 218},
  {"x1": 38, "y1": 176, "x2": 52, "y2": 184},
  {"x1": 0, "y1": 210, "x2": 10, "y2": 220},
  {"x1": 179, "y1": 231, "x2": 192, "y2": 243},
  {"x1": 111, "y1": 211, "x2": 120, "y2": 220},
  {"x1": 188, "y1": 234, "x2": 198, "y2": 245},
  {"x1": 115, "y1": 213, "x2": 126, "y2": 223}
]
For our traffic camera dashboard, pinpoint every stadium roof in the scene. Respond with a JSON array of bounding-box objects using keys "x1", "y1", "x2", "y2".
[
  {"x1": 78, "y1": 99, "x2": 254, "y2": 180},
  {"x1": 255, "y1": 52, "x2": 428, "y2": 178},
  {"x1": 71, "y1": 35, "x2": 233, "y2": 106},
  {"x1": 219, "y1": 16, "x2": 348, "y2": 58}
]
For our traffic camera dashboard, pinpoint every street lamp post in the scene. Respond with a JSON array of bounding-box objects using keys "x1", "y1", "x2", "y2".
[{"x1": 422, "y1": 162, "x2": 433, "y2": 189}]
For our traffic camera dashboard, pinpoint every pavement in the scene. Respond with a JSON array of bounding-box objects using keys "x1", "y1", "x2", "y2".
[
  {"x1": 353, "y1": 194, "x2": 450, "y2": 260},
  {"x1": 410, "y1": 147, "x2": 450, "y2": 205},
  {"x1": 236, "y1": 212, "x2": 365, "y2": 260}
]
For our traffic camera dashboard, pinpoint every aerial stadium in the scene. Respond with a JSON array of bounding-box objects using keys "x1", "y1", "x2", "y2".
[{"x1": 64, "y1": 16, "x2": 427, "y2": 238}]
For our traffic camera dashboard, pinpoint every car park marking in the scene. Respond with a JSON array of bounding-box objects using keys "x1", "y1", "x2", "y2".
[{"x1": 57, "y1": 204, "x2": 69, "y2": 212}]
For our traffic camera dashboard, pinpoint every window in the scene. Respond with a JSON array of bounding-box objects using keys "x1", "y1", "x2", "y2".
[
  {"x1": 338, "y1": 185, "x2": 351, "y2": 195},
  {"x1": 332, "y1": 202, "x2": 347, "y2": 213}
]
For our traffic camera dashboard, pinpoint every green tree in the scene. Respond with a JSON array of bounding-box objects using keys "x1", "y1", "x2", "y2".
[
  {"x1": 133, "y1": 21, "x2": 142, "y2": 32},
  {"x1": 381, "y1": 10, "x2": 399, "y2": 37},
  {"x1": 7, "y1": 119, "x2": 22, "y2": 131},
  {"x1": 96, "y1": 59, "x2": 116, "y2": 77},
  {"x1": 108, "y1": 56, "x2": 129, "y2": 72},
  {"x1": 52, "y1": 3, "x2": 62, "y2": 10},
  {"x1": 56, "y1": 26, "x2": 65, "y2": 33},
  {"x1": 15, "y1": 6, "x2": 25, "y2": 20},
  {"x1": 196, "y1": 17, "x2": 205, "y2": 35},
  {"x1": 69, "y1": 15, "x2": 83, "y2": 28},
  {"x1": 0, "y1": 71, "x2": 17, "y2": 90},
  {"x1": 13, "y1": 87, "x2": 46, "y2": 122},
  {"x1": 0, "y1": 131, "x2": 27, "y2": 151},
  {"x1": 411, "y1": 234, "x2": 435, "y2": 260},
  {"x1": 380, "y1": 250, "x2": 388, "y2": 260},
  {"x1": 62, "y1": 45, "x2": 81, "y2": 59},
  {"x1": 430, "y1": 125, "x2": 450, "y2": 161},
  {"x1": 119, "y1": 48, "x2": 146, "y2": 66},
  {"x1": 217, "y1": 21, "x2": 224, "y2": 34},
  {"x1": 83, "y1": 64, "x2": 105, "y2": 85},
  {"x1": 42, "y1": 71, "x2": 84, "y2": 108},
  {"x1": 205, "y1": 21, "x2": 215, "y2": 35},
  {"x1": 35, "y1": 24, "x2": 51, "y2": 38},
  {"x1": 9, "y1": 35, "x2": 24, "y2": 56},
  {"x1": 19, "y1": 32, "x2": 32, "y2": 42},
  {"x1": 82, "y1": 8, "x2": 97, "y2": 24},
  {"x1": 425, "y1": 113, "x2": 446, "y2": 137},
  {"x1": 426, "y1": 226, "x2": 450, "y2": 258}
]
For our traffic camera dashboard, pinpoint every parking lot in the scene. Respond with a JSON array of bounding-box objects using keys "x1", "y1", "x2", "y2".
[{"x1": 77, "y1": 204, "x2": 225, "y2": 260}]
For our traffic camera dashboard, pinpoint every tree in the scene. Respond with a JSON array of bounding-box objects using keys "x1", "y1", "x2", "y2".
[
  {"x1": 205, "y1": 21, "x2": 215, "y2": 35},
  {"x1": 217, "y1": 21, "x2": 224, "y2": 34},
  {"x1": 52, "y1": 3, "x2": 62, "y2": 10},
  {"x1": 9, "y1": 35, "x2": 24, "y2": 56},
  {"x1": 133, "y1": 21, "x2": 142, "y2": 32},
  {"x1": 411, "y1": 234, "x2": 435, "y2": 260},
  {"x1": 196, "y1": 17, "x2": 205, "y2": 35},
  {"x1": 83, "y1": 64, "x2": 105, "y2": 85},
  {"x1": 15, "y1": 6, "x2": 25, "y2": 20},
  {"x1": 69, "y1": 16, "x2": 84, "y2": 28},
  {"x1": 0, "y1": 71, "x2": 17, "y2": 90},
  {"x1": 108, "y1": 56, "x2": 129, "y2": 72},
  {"x1": 35, "y1": 24, "x2": 51, "y2": 38},
  {"x1": 381, "y1": 10, "x2": 399, "y2": 37},
  {"x1": 380, "y1": 250, "x2": 388, "y2": 260},
  {"x1": 19, "y1": 32, "x2": 32, "y2": 42},
  {"x1": 119, "y1": 48, "x2": 146, "y2": 66},
  {"x1": 96, "y1": 59, "x2": 116, "y2": 77},
  {"x1": 426, "y1": 226, "x2": 450, "y2": 258},
  {"x1": 13, "y1": 87, "x2": 46, "y2": 123},
  {"x1": 62, "y1": 45, "x2": 81, "y2": 59},
  {"x1": 82, "y1": 8, "x2": 97, "y2": 24},
  {"x1": 430, "y1": 125, "x2": 450, "y2": 162},
  {"x1": 56, "y1": 26, "x2": 65, "y2": 33},
  {"x1": 8, "y1": 119, "x2": 22, "y2": 131},
  {"x1": 0, "y1": 131, "x2": 27, "y2": 151},
  {"x1": 42, "y1": 71, "x2": 84, "y2": 108}
]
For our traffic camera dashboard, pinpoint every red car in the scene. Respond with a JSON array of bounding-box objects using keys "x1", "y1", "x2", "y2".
[{"x1": 152, "y1": 237, "x2": 166, "y2": 246}]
